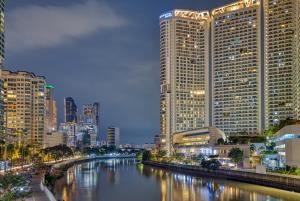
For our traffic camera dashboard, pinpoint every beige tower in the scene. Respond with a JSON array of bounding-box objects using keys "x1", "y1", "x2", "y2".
[
  {"x1": 212, "y1": 0, "x2": 262, "y2": 135},
  {"x1": 0, "y1": 70, "x2": 46, "y2": 146},
  {"x1": 159, "y1": 10, "x2": 210, "y2": 154}
]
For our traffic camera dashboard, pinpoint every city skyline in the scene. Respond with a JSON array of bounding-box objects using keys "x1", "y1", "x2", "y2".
[{"x1": 4, "y1": 0, "x2": 235, "y2": 144}]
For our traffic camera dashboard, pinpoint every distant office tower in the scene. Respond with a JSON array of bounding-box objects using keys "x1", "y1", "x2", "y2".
[
  {"x1": 0, "y1": 0, "x2": 4, "y2": 67},
  {"x1": 212, "y1": 0, "x2": 262, "y2": 135},
  {"x1": 59, "y1": 122, "x2": 76, "y2": 147},
  {"x1": 0, "y1": 70, "x2": 46, "y2": 145},
  {"x1": 45, "y1": 84, "x2": 57, "y2": 132},
  {"x1": 264, "y1": 0, "x2": 299, "y2": 126},
  {"x1": 64, "y1": 97, "x2": 77, "y2": 123},
  {"x1": 0, "y1": 77, "x2": 4, "y2": 136},
  {"x1": 82, "y1": 103, "x2": 100, "y2": 128},
  {"x1": 107, "y1": 127, "x2": 120, "y2": 148},
  {"x1": 159, "y1": 10, "x2": 210, "y2": 153},
  {"x1": 81, "y1": 102, "x2": 100, "y2": 146}
]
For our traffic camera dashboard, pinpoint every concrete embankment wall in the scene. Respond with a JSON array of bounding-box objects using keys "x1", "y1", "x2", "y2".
[{"x1": 143, "y1": 161, "x2": 300, "y2": 193}]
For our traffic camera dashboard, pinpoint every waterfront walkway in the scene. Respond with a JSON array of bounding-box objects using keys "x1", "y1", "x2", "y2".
[{"x1": 25, "y1": 175, "x2": 49, "y2": 201}]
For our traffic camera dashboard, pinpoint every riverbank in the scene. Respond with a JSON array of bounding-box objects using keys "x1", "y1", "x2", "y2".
[{"x1": 143, "y1": 160, "x2": 300, "y2": 193}]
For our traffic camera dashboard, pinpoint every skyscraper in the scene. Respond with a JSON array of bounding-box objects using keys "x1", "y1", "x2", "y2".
[
  {"x1": 45, "y1": 84, "x2": 57, "y2": 132},
  {"x1": 159, "y1": 10, "x2": 210, "y2": 153},
  {"x1": 293, "y1": 1, "x2": 300, "y2": 120},
  {"x1": 212, "y1": 0, "x2": 262, "y2": 135},
  {"x1": 0, "y1": 0, "x2": 4, "y2": 67},
  {"x1": 64, "y1": 97, "x2": 77, "y2": 123},
  {"x1": 82, "y1": 102, "x2": 100, "y2": 128},
  {"x1": 107, "y1": 127, "x2": 120, "y2": 148},
  {"x1": 0, "y1": 76, "x2": 4, "y2": 137},
  {"x1": 80, "y1": 102, "x2": 100, "y2": 146},
  {"x1": 0, "y1": 70, "x2": 46, "y2": 145},
  {"x1": 264, "y1": 0, "x2": 295, "y2": 127}
]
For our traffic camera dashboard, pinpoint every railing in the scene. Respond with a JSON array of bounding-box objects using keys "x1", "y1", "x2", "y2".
[{"x1": 143, "y1": 161, "x2": 300, "y2": 193}]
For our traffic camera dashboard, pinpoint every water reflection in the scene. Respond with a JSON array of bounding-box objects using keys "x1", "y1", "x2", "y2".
[{"x1": 55, "y1": 159, "x2": 300, "y2": 201}]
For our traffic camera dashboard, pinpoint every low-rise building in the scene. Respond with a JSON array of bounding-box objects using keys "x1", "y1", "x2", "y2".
[
  {"x1": 44, "y1": 132, "x2": 65, "y2": 148},
  {"x1": 173, "y1": 127, "x2": 250, "y2": 167},
  {"x1": 273, "y1": 125, "x2": 300, "y2": 168}
]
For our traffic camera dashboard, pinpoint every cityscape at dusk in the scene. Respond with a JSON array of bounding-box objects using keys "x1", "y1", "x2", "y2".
[{"x1": 1, "y1": 0, "x2": 300, "y2": 201}]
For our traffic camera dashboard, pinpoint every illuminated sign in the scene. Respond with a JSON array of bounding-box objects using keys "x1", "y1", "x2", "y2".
[{"x1": 160, "y1": 12, "x2": 173, "y2": 20}]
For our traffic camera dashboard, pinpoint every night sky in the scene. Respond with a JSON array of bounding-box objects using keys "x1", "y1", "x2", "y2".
[{"x1": 5, "y1": 0, "x2": 233, "y2": 144}]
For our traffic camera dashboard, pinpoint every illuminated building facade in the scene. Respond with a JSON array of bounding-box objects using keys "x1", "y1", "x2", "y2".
[
  {"x1": 81, "y1": 103, "x2": 100, "y2": 146},
  {"x1": 0, "y1": 0, "x2": 4, "y2": 67},
  {"x1": 0, "y1": 77, "x2": 3, "y2": 137},
  {"x1": 0, "y1": 70, "x2": 46, "y2": 145},
  {"x1": 160, "y1": 10, "x2": 210, "y2": 154},
  {"x1": 64, "y1": 97, "x2": 77, "y2": 123},
  {"x1": 45, "y1": 84, "x2": 57, "y2": 132},
  {"x1": 294, "y1": 1, "x2": 300, "y2": 120},
  {"x1": 212, "y1": 0, "x2": 262, "y2": 135},
  {"x1": 107, "y1": 127, "x2": 120, "y2": 148},
  {"x1": 264, "y1": 0, "x2": 296, "y2": 127}
]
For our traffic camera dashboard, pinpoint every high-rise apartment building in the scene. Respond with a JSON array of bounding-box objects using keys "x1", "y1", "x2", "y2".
[
  {"x1": 212, "y1": 0, "x2": 262, "y2": 135},
  {"x1": 107, "y1": 127, "x2": 120, "y2": 148},
  {"x1": 159, "y1": 10, "x2": 210, "y2": 153},
  {"x1": 0, "y1": 0, "x2": 4, "y2": 67},
  {"x1": 0, "y1": 77, "x2": 4, "y2": 137},
  {"x1": 264, "y1": 0, "x2": 295, "y2": 127},
  {"x1": 0, "y1": 70, "x2": 46, "y2": 145},
  {"x1": 293, "y1": 1, "x2": 300, "y2": 120},
  {"x1": 64, "y1": 97, "x2": 77, "y2": 123},
  {"x1": 45, "y1": 84, "x2": 57, "y2": 132}
]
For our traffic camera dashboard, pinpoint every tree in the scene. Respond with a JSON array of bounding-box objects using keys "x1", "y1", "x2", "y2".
[
  {"x1": 201, "y1": 159, "x2": 221, "y2": 170},
  {"x1": 174, "y1": 153, "x2": 185, "y2": 161},
  {"x1": 142, "y1": 150, "x2": 151, "y2": 161},
  {"x1": 0, "y1": 172, "x2": 29, "y2": 200},
  {"x1": 228, "y1": 148, "x2": 243, "y2": 166},
  {"x1": 157, "y1": 150, "x2": 167, "y2": 158},
  {"x1": 217, "y1": 138, "x2": 225, "y2": 145},
  {"x1": 191, "y1": 153, "x2": 205, "y2": 162}
]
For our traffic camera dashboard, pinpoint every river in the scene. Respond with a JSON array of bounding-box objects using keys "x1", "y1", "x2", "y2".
[{"x1": 54, "y1": 159, "x2": 300, "y2": 201}]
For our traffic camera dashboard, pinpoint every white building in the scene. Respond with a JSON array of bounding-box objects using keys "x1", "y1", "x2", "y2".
[
  {"x1": 273, "y1": 125, "x2": 300, "y2": 168},
  {"x1": 159, "y1": 10, "x2": 210, "y2": 154},
  {"x1": 212, "y1": 0, "x2": 262, "y2": 135},
  {"x1": 264, "y1": 0, "x2": 297, "y2": 127}
]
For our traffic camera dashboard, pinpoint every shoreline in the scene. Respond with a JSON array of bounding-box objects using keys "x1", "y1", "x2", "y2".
[{"x1": 143, "y1": 160, "x2": 300, "y2": 193}]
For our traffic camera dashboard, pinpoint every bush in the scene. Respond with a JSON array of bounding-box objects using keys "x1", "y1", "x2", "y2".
[{"x1": 201, "y1": 159, "x2": 221, "y2": 170}]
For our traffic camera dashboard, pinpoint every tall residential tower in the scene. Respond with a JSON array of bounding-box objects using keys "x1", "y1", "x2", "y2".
[
  {"x1": 0, "y1": 70, "x2": 47, "y2": 145},
  {"x1": 159, "y1": 10, "x2": 210, "y2": 153},
  {"x1": 212, "y1": 0, "x2": 262, "y2": 135},
  {"x1": 264, "y1": 0, "x2": 295, "y2": 127}
]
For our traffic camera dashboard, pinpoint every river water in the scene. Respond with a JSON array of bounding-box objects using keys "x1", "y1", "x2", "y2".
[{"x1": 54, "y1": 159, "x2": 300, "y2": 201}]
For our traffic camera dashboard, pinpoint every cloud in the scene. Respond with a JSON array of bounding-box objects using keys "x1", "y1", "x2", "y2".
[{"x1": 6, "y1": 0, "x2": 127, "y2": 52}]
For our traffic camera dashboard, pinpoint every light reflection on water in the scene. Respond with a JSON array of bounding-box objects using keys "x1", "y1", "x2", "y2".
[{"x1": 54, "y1": 159, "x2": 300, "y2": 201}]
